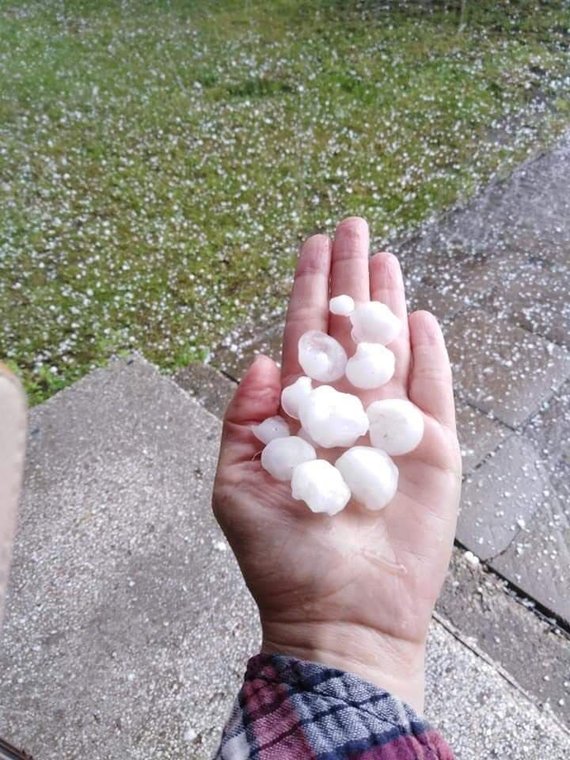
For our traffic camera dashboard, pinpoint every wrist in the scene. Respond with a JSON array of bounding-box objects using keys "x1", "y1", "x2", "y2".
[{"x1": 261, "y1": 619, "x2": 426, "y2": 713}]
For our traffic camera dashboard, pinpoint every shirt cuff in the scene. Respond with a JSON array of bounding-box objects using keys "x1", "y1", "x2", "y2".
[{"x1": 216, "y1": 653, "x2": 454, "y2": 759}]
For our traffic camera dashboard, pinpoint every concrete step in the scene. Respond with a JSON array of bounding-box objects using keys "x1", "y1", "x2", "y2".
[{"x1": 0, "y1": 357, "x2": 568, "y2": 759}]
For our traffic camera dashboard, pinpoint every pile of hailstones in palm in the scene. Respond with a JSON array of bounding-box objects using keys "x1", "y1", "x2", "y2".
[{"x1": 253, "y1": 295, "x2": 425, "y2": 517}]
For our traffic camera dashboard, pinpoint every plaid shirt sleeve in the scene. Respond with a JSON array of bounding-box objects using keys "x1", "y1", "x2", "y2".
[{"x1": 215, "y1": 654, "x2": 454, "y2": 759}]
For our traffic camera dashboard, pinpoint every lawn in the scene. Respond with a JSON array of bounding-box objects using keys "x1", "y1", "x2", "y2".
[{"x1": 1, "y1": 0, "x2": 570, "y2": 402}]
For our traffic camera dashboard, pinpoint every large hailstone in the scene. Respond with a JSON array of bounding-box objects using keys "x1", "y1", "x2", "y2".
[
  {"x1": 329, "y1": 294, "x2": 355, "y2": 316},
  {"x1": 345, "y1": 343, "x2": 395, "y2": 389},
  {"x1": 335, "y1": 446, "x2": 399, "y2": 511},
  {"x1": 261, "y1": 436, "x2": 316, "y2": 481},
  {"x1": 367, "y1": 399, "x2": 424, "y2": 455},
  {"x1": 281, "y1": 376, "x2": 312, "y2": 419},
  {"x1": 291, "y1": 459, "x2": 351, "y2": 516},
  {"x1": 350, "y1": 301, "x2": 401, "y2": 345},
  {"x1": 299, "y1": 385, "x2": 369, "y2": 448},
  {"x1": 252, "y1": 416, "x2": 290, "y2": 445},
  {"x1": 298, "y1": 330, "x2": 347, "y2": 382}
]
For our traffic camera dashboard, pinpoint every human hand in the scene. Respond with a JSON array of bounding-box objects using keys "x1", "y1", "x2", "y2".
[{"x1": 212, "y1": 217, "x2": 461, "y2": 713}]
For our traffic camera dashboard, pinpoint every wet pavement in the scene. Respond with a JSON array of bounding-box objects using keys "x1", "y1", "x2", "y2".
[{"x1": 214, "y1": 130, "x2": 570, "y2": 627}]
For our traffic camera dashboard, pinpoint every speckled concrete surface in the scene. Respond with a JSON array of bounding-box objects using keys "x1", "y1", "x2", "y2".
[{"x1": 0, "y1": 357, "x2": 568, "y2": 759}]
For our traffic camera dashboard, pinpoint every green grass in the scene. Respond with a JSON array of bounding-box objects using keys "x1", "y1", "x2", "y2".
[{"x1": 1, "y1": 0, "x2": 570, "y2": 403}]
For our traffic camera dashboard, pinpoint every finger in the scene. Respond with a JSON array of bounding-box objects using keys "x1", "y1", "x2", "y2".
[
  {"x1": 329, "y1": 217, "x2": 370, "y2": 349},
  {"x1": 408, "y1": 311, "x2": 456, "y2": 430},
  {"x1": 369, "y1": 251, "x2": 410, "y2": 394},
  {"x1": 281, "y1": 234, "x2": 332, "y2": 387},
  {"x1": 219, "y1": 354, "x2": 282, "y2": 467}
]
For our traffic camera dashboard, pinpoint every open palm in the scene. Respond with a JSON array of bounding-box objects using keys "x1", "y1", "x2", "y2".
[{"x1": 213, "y1": 217, "x2": 461, "y2": 711}]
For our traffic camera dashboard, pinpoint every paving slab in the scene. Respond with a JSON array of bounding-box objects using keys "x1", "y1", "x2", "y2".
[
  {"x1": 482, "y1": 260, "x2": 570, "y2": 349},
  {"x1": 174, "y1": 362, "x2": 236, "y2": 419},
  {"x1": 438, "y1": 548, "x2": 570, "y2": 726},
  {"x1": 1, "y1": 357, "x2": 569, "y2": 758},
  {"x1": 491, "y1": 459, "x2": 570, "y2": 626},
  {"x1": 525, "y1": 379, "x2": 570, "y2": 465},
  {"x1": 455, "y1": 397, "x2": 511, "y2": 475},
  {"x1": 446, "y1": 308, "x2": 570, "y2": 428},
  {"x1": 393, "y1": 131, "x2": 570, "y2": 279},
  {"x1": 458, "y1": 436, "x2": 548, "y2": 561},
  {"x1": 214, "y1": 320, "x2": 283, "y2": 382}
]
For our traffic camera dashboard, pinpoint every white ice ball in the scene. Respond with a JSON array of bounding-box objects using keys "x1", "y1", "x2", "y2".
[
  {"x1": 298, "y1": 330, "x2": 347, "y2": 382},
  {"x1": 350, "y1": 301, "x2": 401, "y2": 345},
  {"x1": 329, "y1": 294, "x2": 355, "y2": 316},
  {"x1": 261, "y1": 436, "x2": 316, "y2": 481},
  {"x1": 345, "y1": 343, "x2": 395, "y2": 389},
  {"x1": 335, "y1": 446, "x2": 399, "y2": 511},
  {"x1": 252, "y1": 416, "x2": 290, "y2": 445},
  {"x1": 291, "y1": 459, "x2": 351, "y2": 516},
  {"x1": 299, "y1": 385, "x2": 369, "y2": 448},
  {"x1": 281, "y1": 376, "x2": 312, "y2": 419},
  {"x1": 367, "y1": 399, "x2": 424, "y2": 455}
]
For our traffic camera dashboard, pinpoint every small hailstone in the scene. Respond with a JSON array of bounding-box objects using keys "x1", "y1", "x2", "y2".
[
  {"x1": 298, "y1": 330, "x2": 347, "y2": 382},
  {"x1": 335, "y1": 446, "x2": 398, "y2": 511},
  {"x1": 367, "y1": 399, "x2": 424, "y2": 455},
  {"x1": 299, "y1": 385, "x2": 369, "y2": 448},
  {"x1": 291, "y1": 459, "x2": 351, "y2": 515},
  {"x1": 345, "y1": 343, "x2": 395, "y2": 389},
  {"x1": 350, "y1": 301, "x2": 401, "y2": 345},
  {"x1": 329, "y1": 294, "x2": 355, "y2": 316},
  {"x1": 281, "y1": 376, "x2": 312, "y2": 419},
  {"x1": 261, "y1": 436, "x2": 316, "y2": 481},
  {"x1": 252, "y1": 416, "x2": 290, "y2": 444}
]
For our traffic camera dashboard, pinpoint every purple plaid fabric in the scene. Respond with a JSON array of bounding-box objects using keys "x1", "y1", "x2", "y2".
[{"x1": 216, "y1": 654, "x2": 454, "y2": 759}]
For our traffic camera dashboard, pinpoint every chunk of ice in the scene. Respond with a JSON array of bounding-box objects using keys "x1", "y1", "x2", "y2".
[
  {"x1": 299, "y1": 385, "x2": 369, "y2": 448},
  {"x1": 329, "y1": 294, "x2": 355, "y2": 316},
  {"x1": 350, "y1": 301, "x2": 401, "y2": 345},
  {"x1": 367, "y1": 399, "x2": 424, "y2": 455},
  {"x1": 252, "y1": 416, "x2": 290, "y2": 444},
  {"x1": 281, "y1": 376, "x2": 312, "y2": 419},
  {"x1": 345, "y1": 343, "x2": 395, "y2": 389},
  {"x1": 335, "y1": 446, "x2": 398, "y2": 510},
  {"x1": 298, "y1": 330, "x2": 347, "y2": 382},
  {"x1": 261, "y1": 436, "x2": 316, "y2": 481},
  {"x1": 291, "y1": 459, "x2": 351, "y2": 515}
]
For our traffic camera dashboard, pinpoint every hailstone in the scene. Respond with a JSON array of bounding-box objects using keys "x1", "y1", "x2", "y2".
[
  {"x1": 252, "y1": 416, "x2": 290, "y2": 445},
  {"x1": 345, "y1": 343, "x2": 395, "y2": 389},
  {"x1": 329, "y1": 294, "x2": 355, "y2": 316},
  {"x1": 350, "y1": 302, "x2": 401, "y2": 345},
  {"x1": 281, "y1": 376, "x2": 312, "y2": 419},
  {"x1": 291, "y1": 459, "x2": 351, "y2": 515},
  {"x1": 335, "y1": 446, "x2": 399, "y2": 511},
  {"x1": 367, "y1": 399, "x2": 424, "y2": 455},
  {"x1": 261, "y1": 436, "x2": 316, "y2": 481},
  {"x1": 299, "y1": 385, "x2": 369, "y2": 448},
  {"x1": 298, "y1": 330, "x2": 347, "y2": 382}
]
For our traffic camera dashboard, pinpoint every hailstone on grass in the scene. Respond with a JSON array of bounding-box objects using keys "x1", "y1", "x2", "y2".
[
  {"x1": 345, "y1": 343, "x2": 396, "y2": 389},
  {"x1": 252, "y1": 416, "x2": 290, "y2": 445},
  {"x1": 335, "y1": 446, "x2": 399, "y2": 511},
  {"x1": 350, "y1": 301, "x2": 401, "y2": 345},
  {"x1": 299, "y1": 385, "x2": 369, "y2": 448},
  {"x1": 298, "y1": 330, "x2": 347, "y2": 382},
  {"x1": 261, "y1": 436, "x2": 316, "y2": 481},
  {"x1": 367, "y1": 399, "x2": 424, "y2": 455},
  {"x1": 281, "y1": 375, "x2": 312, "y2": 419},
  {"x1": 291, "y1": 459, "x2": 351, "y2": 516},
  {"x1": 329, "y1": 294, "x2": 355, "y2": 316}
]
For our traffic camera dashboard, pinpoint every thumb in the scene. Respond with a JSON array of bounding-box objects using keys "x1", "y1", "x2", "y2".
[
  {"x1": 219, "y1": 355, "x2": 282, "y2": 466},
  {"x1": 224, "y1": 354, "x2": 281, "y2": 426}
]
